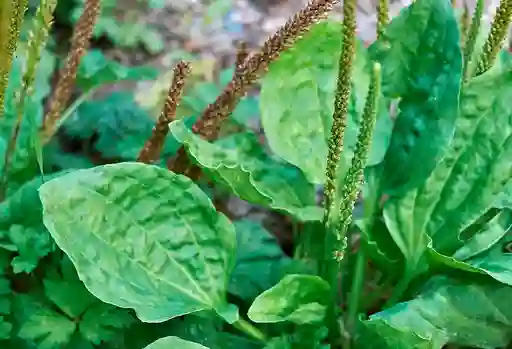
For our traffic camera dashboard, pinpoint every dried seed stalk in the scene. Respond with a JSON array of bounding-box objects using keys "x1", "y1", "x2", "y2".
[
  {"x1": 41, "y1": 0, "x2": 100, "y2": 142},
  {"x1": 137, "y1": 61, "x2": 190, "y2": 164},
  {"x1": 475, "y1": 0, "x2": 512, "y2": 76},
  {"x1": 169, "y1": 0, "x2": 338, "y2": 175}
]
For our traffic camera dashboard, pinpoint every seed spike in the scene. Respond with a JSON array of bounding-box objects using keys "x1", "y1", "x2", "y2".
[
  {"x1": 138, "y1": 61, "x2": 190, "y2": 164},
  {"x1": 41, "y1": 0, "x2": 100, "y2": 143},
  {"x1": 462, "y1": 0, "x2": 484, "y2": 80},
  {"x1": 170, "y1": 0, "x2": 339, "y2": 175},
  {"x1": 474, "y1": 0, "x2": 512, "y2": 76}
]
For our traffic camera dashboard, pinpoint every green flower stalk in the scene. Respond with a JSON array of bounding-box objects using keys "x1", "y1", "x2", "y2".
[
  {"x1": 335, "y1": 62, "x2": 381, "y2": 261},
  {"x1": 462, "y1": 0, "x2": 484, "y2": 80},
  {"x1": 0, "y1": 0, "x2": 28, "y2": 119},
  {"x1": 377, "y1": 0, "x2": 389, "y2": 39},
  {"x1": 322, "y1": 0, "x2": 357, "y2": 238},
  {"x1": 475, "y1": 0, "x2": 512, "y2": 76},
  {"x1": 0, "y1": 0, "x2": 56, "y2": 199},
  {"x1": 41, "y1": 0, "x2": 100, "y2": 143},
  {"x1": 137, "y1": 61, "x2": 190, "y2": 164}
]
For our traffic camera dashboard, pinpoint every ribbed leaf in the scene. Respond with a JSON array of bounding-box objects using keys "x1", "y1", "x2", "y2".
[
  {"x1": 383, "y1": 70, "x2": 512, "y2": 279},
  {"x1": 248, "y1": 274, "x2": 330, "y2": 325},
  {"x1": 357, "y1": 277, "x2": 512, "y2": 348},
  {"x1": 170, "y1": 120, "x2": 321, "y2": 221},
  {"x1": 229, "y1": 220, "x2": 291, "y2": 301},
  {"x1": 369, "y1": 0, "x2": 463, "y2": 193},
  {"x1": 39, "y1": 162, "x2": 237, "y2": 323},
  {"x1": 260, "y1": 20, "x2": 392, "y2": 184}
]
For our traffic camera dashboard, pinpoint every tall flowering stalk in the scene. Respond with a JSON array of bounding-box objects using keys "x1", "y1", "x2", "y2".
[
  {"x1": 41, "y1": 0, "x2": 100, "y2": 143},
  {"x1": 0, "y1": 0, "x2": 55, "y2": 199},
  {"x1": 169, "y1": 0, "x2": 339, "y2": 174},
  {"x1": 321, "y1": 0, "x2": 357, "y2": 269},
  {"x1": 0, "y1": 0, "x2": 28, "y2": 119},
  {"x1": 462, "y1": 0, "x2": 484, "y2": 80},
  {"x1": 475, "y1": 0, "x2": 512, "y2": 76},
  {"x1": 137, "y1": 61, "x2": 190, "y2": 164},
  {"x1": 377, "y1": 0, "x2": 389, "y2": 38}
]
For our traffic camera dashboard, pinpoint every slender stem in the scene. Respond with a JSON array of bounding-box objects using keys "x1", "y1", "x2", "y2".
[
  {"x1": 346, "y1": 252, "x2": 366, "y2": 333},
  {"x1": 232, "y1": 318, "x2": 267, "y2": 343}
]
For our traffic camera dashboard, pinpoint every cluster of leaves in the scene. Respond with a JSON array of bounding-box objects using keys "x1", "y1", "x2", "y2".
[{"x1": 1, "y1": 0, "x2": 512, "y2": 348}]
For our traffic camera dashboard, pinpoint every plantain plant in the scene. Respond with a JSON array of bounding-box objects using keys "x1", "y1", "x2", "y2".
[{"x1": 0, "y1": 0, "x2": 512, "y2": 348}]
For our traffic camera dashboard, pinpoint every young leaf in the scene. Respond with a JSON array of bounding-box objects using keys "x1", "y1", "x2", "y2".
[
  {"x1": 39, "y1": 162, "x2": 237, "y2": 323},
  {"x1": 369, "y1": 0, "x2": 463, "y2": 193},
  {"x1": 143, "y1": 336, "x2": 210, "y2": 349},
  {"x1": 383, "y1": 70, "x2": 512, "y2": 279},
  {"x1": 247, "y1": 274, "x2": 330, "y2": 325},
  {"x1": 229, "y1": 220, "x2": 291, "y2": 301},
  {"x1": 260, "y1": 20, "x2": 392, "y2": 184},
  {"x1": 170, "y1": 120, "x2": 322, "y2": 221},
  {"x1": 357, "y1": 277, "x2": 512, "y2": 348}
]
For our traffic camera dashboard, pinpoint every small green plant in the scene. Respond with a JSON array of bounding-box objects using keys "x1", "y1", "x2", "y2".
[{"x1": 1, "y1": 0, "x2": 512, "y2": 348}]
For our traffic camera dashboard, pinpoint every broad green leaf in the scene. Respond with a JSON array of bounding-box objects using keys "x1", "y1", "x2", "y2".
[
  {"x1": 383, "y1": 70, "x2": 512, "y2": 279},
  {"x1": 76, "y1": 50, "x2": 158, "y2": 91},
  {"x1": 229, "y1": 220, "x2": 291, "y2": 301},
  {"x1": 39, "y1": 162, "x2": 237, "y2": 322},
  {"x1": 357, "y1": 277, "x2": 512, "y2": 348},
  {"x1": 170, "y1": 120, "x2": 322, "y2": 221},
  {"x1": 143, "y1": 336, "x2": 210, "y2": 349},
  {"x1": 248, "y1": 274, "x2": 330, "y2": 325},
  {"x1": 369, "y1": 0, "x2": 462, "y2": 193},
  {"x1": 260, "y1": 20, "x2": 392, "y2": 184}
]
